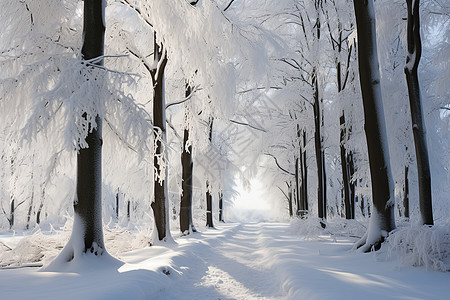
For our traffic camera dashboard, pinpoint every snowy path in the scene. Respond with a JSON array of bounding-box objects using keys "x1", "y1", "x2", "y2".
[
  {"x1": 126, "y1": 222, "x2": 450, "y2": 300},
  {"x1": 1, "y1": 222, "x2": 449, "y2": 299}
]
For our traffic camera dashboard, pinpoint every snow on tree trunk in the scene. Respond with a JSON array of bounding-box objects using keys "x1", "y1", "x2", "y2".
[
  {"x1": 46, "y1": 0, "x2": 108, "y2": 268},
  {"x1": 205, "y1": 117, "x2": 214, "y2": 229},
  {"x1": 340, "y1": 113, "x2": 355, "y2": 219},
  {"x1": 206, "y1": 182, "x2": 214, "y2": 228},
  {"x1": 300, "y1": 130, "x2": 308, "y2": 217},
  {"x1": 404, "y1": 0, "x2": 433, "y2": 225},
  {"x1": 313, "y1": 68, "x2": 327, "y2": 227},
  {"x1": 151, "y1": 32, "x2": 171, "y2": 242},
  {"x1": 219, "y1": 191, "x2": 224, "y2": 222},
  {"x1": 180, "y1": 87, "x2": 196, "y2": 234},
  {"x1": 352, "y1": 0, "x2": 396, "y2": 252}
]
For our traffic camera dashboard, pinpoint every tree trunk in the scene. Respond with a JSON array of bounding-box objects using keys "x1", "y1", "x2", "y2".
[
  {"x1": 127, "y1": 200, "x2": 131, "y2": 221},
  {"x1": 295, "y1": 156, "x2": 301, "y2": 216},
  {"x1": 36, "y1": 188, "x2": 45, "y2": 225},
  {"x1": 404, "y1": 0, "x2": 433, "y2": 225},
  {"x1": 300, "y1": 130, "x2": 308, "y2": 216},
  {"x1": 26, "y1": 155, "x2": 35, "y2": 230},
  {"x1": 340, "y1": 114, "x2": 355, "y2": 219},
  {"x1": 353, "y1": 0, "x2": 395, "y2": 252},
  {"x1": 9, "y1": 198, "x2": 14, "y2": 230},
  {"x1": 403, "y1": 165, "x2": 410, "y2": 219},
  {"x1": 219, "y1": 191, "x2": 224, "y2": 222},
  {"x1": 313, "y1": 69, "x2": 326, "y2": 226},
  {"x1": 151, "y1": 32, "x2": 169, "y2": 241},
  {"x1": 205, "y1": 118, "x2": 214, "y2": 228},
  {"x1": 115, "y1": 188, "x2": 119, "y2": 220},
  {"x1": 71, "y1": 0, "x2": 106, "y2": 255},
  {"x1": 206, "y1": 182, "x2": 214, "y2": 228},
  {"x1": 180, "y1": 94, "x2": 196, "y2": 233},
  {"x1": 46, "y1": 2, "x2": 108, "y2": 267},
  {"x1": 288, "y1": 185, "x2": 293, "y2": 217}
]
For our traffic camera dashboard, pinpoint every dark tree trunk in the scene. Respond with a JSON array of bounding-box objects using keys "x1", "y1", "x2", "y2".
[
  {"x1": 180, "y1": 128, "x2": 194, "y2": 234},
  {"x1": 205, "y1": 118, "x2": 214, "y2": 228},
  {"x1": 340, "y1": 114, "x2": 355, "y2": 219},
  {"x1": 349, "y1": 151, "x2": 355, "y2": 218},
  {"x1": 36, "y1": 188, "x2": 45, "y2": 225},
  {"x1": 287, "y1": 183, "x2": 293, "y2": 217},
  {"x1": 70, "y1": 0, "x2": 106, "y2": 255},
  {"x1": 180, "y1": 87, "x2": 196, "y2": 233},
  {"x1": 115, "y1": 188, "x2": 119, "y2": 220},
  {"x1": 8, "y1": 154, "x2": 16, "y2": 229},
  {"x1": 76, "y1": 116, "x2": 104, "y2": 253},
  {"x1": 353, "y1": 0, "x2": 396, "y2": 252},
  {"x1": 405, "y1": 0, "x2": 433, "y2": 225},
  {"x1": 151, "y1": 32, "x2": 169, "y2": 241},
  {"x1": 313, "y1": 69, "x2": 327, "y2": 226},
  {"x1": 206, "y1": 183, "x2": 214, "y2": 228},
  {"x1": 403, "y1": 165, "x2": 410, "y2": 219},
  {"x1": 332, "y1": 22, "x2": 356, "y2": 220},
  {"x1": 295, "y1": 156, "x2": 301, "y2": 216},
  {"x1": 26, "y1": 156, "x2": 35, "y2": 230},
  {"x1": 219, "y1": 191, "x2": 224, "y2": 222},
  {"x1": 9, "y1": 199, "x2": 14, "y2": 230},
  {"x1": 300, "y1": 130, "x2": 308, "y2": 216},
  {"x1": 127, "y1": 200, "x2": 131, "y2": 221}
]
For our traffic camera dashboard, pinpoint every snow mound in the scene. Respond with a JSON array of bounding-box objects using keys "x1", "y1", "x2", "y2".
[
  {"x1": 0, "y1": 229, "x2": 67, "y2": 268},
  {"x1": 0, "y1": 224, "x2": 152, "y2": 269},
  {"x1": 386, "y1": 224, "x2": 450, "y2": 271}
]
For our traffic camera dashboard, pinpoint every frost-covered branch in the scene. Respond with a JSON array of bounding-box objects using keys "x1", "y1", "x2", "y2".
[{"x1": 165, "y1": 85, "x2": 201, "y2": 109}]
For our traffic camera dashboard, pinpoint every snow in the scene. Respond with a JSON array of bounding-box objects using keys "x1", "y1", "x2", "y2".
[{"x1": 1, "y1": 222, "x2": 449, "y2": 300}]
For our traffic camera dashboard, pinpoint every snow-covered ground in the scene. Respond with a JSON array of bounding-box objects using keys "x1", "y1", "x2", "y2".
[{"x1": 1, "y1": 222, "x2": 449, "y2": 300}]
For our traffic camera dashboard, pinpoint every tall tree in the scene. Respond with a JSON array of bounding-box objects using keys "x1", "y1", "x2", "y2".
[
  {"x1": 49, "y1": 0, "x2": 106, "y2": 265},
  {"x1": 312, "y1": 1, "x2": 327, "y2": 227},
  {"x1": 313, "y1": 67, "x2": 327, "y2": 226},
  {"x1": 180, "y1": 85, "x2": 197, "y2": 234},
  {"x1": 352, "y1": 0, "x2": 396, "y2": 252},
  {"x1": 205, "y1": 117, "x2": 214, "y2": 228},
  {"x1": 151, "y1": 32, "x2": 170, "y2": 241},
  {"x1": 323, "y1": 1, "x2": 356, "y2": 220},
  {"x1": 218, "y1": 191, "x2": 224, "y2": 222},
  {"x1": 299, "y1": 130, "x2": 308, "y2": 217},
  {"x1": 404, "y1": 0, "x2": 433, "y2": 225}
]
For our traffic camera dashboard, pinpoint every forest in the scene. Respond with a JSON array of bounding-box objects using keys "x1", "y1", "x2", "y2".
[{"x1": 0, "y1": 0, "x2": 449, "y2": 299}]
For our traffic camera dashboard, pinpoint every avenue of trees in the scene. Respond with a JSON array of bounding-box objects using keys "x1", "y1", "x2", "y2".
[{"x1": 0, "y1": 0, "x2": 448, "y2": 265}]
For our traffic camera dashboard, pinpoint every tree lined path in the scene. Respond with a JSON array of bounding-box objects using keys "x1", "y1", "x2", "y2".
[
  {"x1": 1, "y1": 222, "x2": 449, "y2": 299},
  {"x1": 145, "y1": 223, "x2": 448, "y2": 300}
]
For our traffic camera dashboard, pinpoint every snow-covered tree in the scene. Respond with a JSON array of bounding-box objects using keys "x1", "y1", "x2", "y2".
[{"x1": 352, "y1": 0, "x2": 396, "y2": 252}]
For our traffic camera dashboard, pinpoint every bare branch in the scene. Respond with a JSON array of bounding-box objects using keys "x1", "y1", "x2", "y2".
[
  {"x1": 264, "y1": 153, "x2": 294, "y2": 176},
  {"x1": 230, "y1": 120, "x2": 266, "y2": 132},
  {"x1": 224, "y1": 0, "x2": 236, "y2": 11},
  {"x1": 277, "y1": 185, "x2": 290, "y2": 202},
  {"x1": 119, "y1": 0, "x2": 153, "y2": 28}
]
